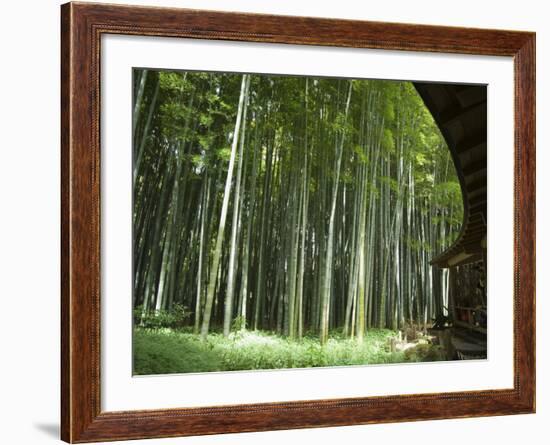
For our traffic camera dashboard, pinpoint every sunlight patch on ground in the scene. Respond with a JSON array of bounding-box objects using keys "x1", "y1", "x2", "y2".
[{"x1": 228, "y1": 331, "x2": 279, "y2": 347}]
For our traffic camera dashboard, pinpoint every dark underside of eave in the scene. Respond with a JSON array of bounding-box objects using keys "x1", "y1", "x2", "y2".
[{"x1": 413, "y1": 82, "x2": 487, "y2": 268}]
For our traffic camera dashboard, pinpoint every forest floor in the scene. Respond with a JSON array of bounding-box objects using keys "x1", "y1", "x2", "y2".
[{"x1": 133, "y1": 328, "x2": 445, "y2": 375}]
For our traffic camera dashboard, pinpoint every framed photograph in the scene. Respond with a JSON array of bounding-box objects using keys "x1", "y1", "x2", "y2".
[{"x1": 61, "y1": 2, "x2": 535, "y2": 442}]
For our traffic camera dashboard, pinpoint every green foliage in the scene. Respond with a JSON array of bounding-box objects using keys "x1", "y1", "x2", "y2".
[
  {"x1": 133, "y1": 328, "x2": 407, "y2": 375},
  {"x1": 381, "y1": 128, "x2": 394, "y2": 152},
  {"x1": 133, "y1": 329, "x2": 223, "y2": 374},
  {"x1": 353, "y1": 144, "x2": 368, "y2": 163},
  {"x1": 231, "y1": 315, "x2": 246, "y2": 331},
  {"x1": 383, "y1": 100, "x2": 395, "y2": 122},
  {"x1": 134, "y1": 304, "x2": 190, "y2": 331},
  {"x1": 199, "y1": 113, "x2": 214, "y2": 127},
  {"x1": 190, "y1": 153, "x2": 205, "y2": 169},
  {"x1": 216, "y1": 147, "x2": 232, "y2": 161}
]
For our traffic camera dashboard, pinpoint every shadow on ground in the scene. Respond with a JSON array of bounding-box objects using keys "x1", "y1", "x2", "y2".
[{"x1": 33, "y1": 422, "x2": 59, "y2": 439}]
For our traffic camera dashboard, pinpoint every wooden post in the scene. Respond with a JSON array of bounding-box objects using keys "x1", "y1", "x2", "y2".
[{"x1": 448, "y1": 267, "x2": 457, "y2": 322}]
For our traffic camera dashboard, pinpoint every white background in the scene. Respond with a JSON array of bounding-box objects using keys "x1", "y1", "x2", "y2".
[{"x1": 0, "y1": 0, "x2": 545, "y2": 444}]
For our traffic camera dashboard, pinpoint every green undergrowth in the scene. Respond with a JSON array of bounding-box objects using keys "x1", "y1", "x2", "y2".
[{"x1": 133, "y1": 328, "x2": 443, "y2": 375}]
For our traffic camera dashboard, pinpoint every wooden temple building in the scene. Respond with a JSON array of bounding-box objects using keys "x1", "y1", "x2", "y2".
[{"x1": 414, "y1": 82, "x2": 487, "y2": 359}]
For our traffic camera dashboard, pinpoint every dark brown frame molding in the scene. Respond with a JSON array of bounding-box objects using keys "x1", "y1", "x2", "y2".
[{"x1": 61, "y1": 2, "x2": 536, "y2": 442}]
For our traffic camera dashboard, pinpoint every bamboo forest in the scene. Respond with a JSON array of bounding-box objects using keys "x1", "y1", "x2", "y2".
[{"x1": 132, "y1": 69, "x2": 473, "y2": 375}]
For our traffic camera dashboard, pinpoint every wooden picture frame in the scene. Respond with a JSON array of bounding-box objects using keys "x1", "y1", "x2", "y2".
[{"x1": 61, "y1": 2, "x2": 536, "y2": 442}]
